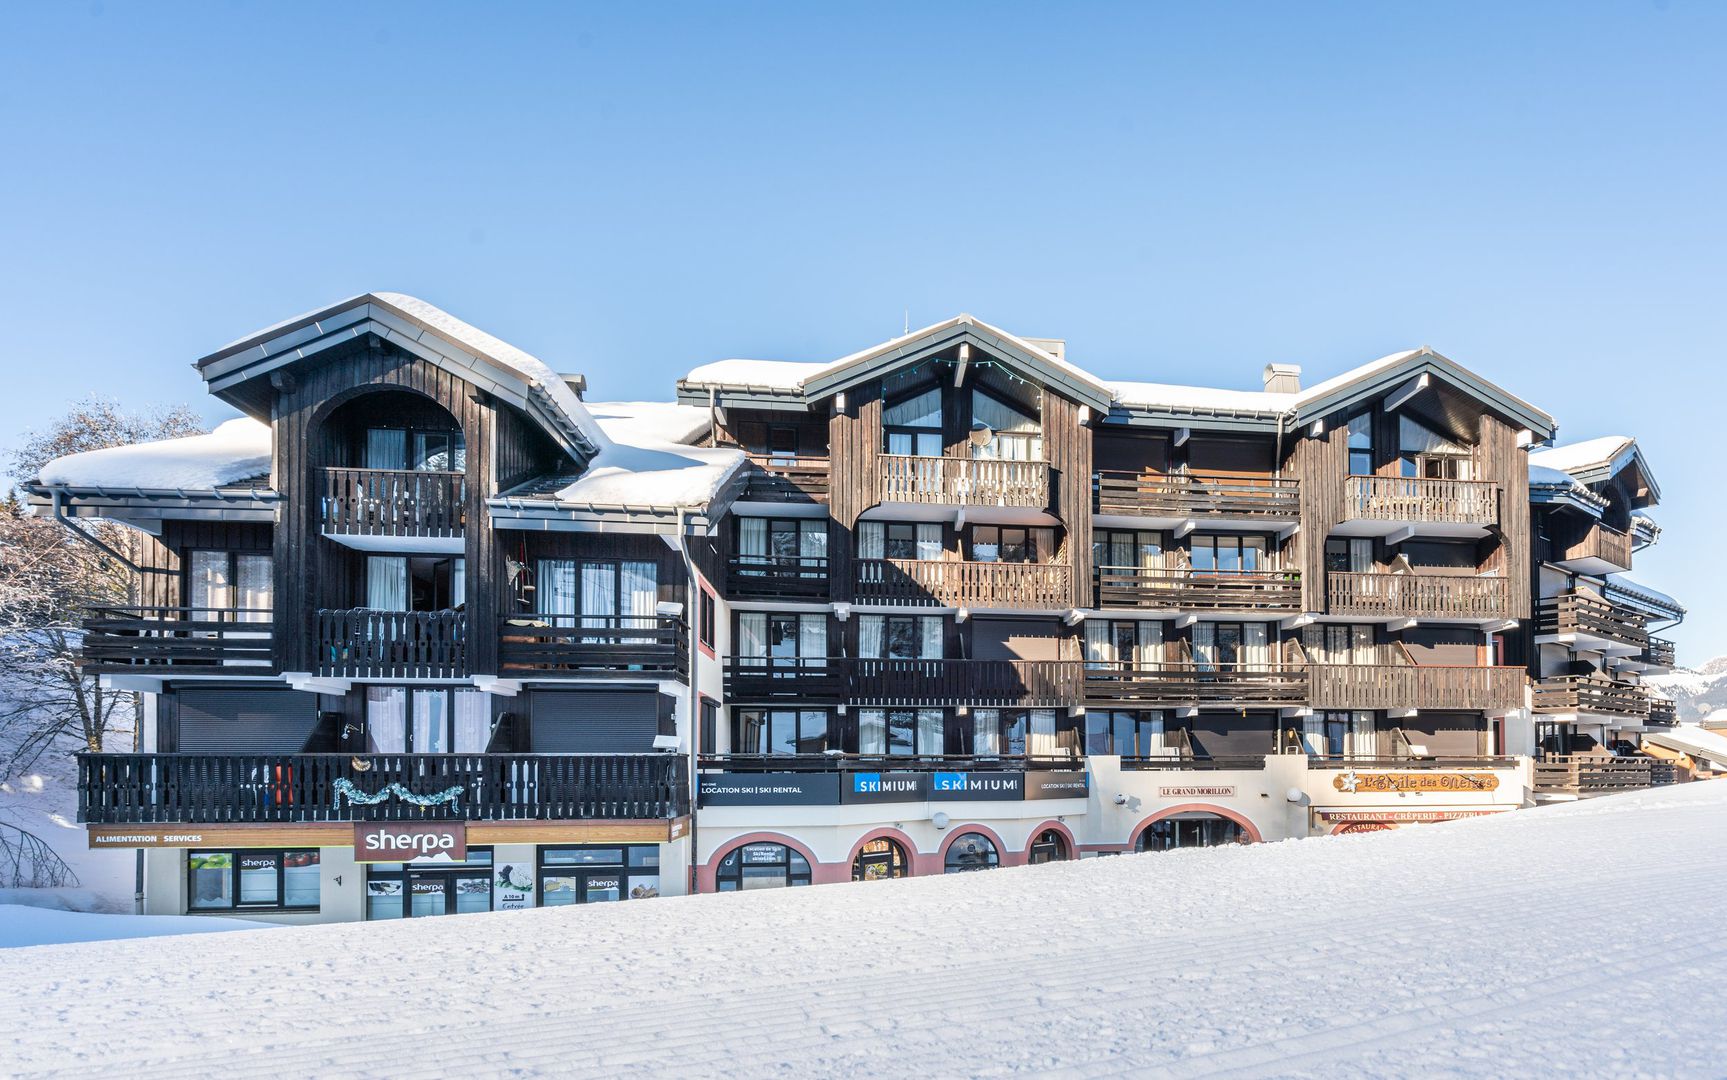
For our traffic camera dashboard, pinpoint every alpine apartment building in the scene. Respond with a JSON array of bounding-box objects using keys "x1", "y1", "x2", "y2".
[{"x1": 32, "y1": 293, "x2": 1687, "y2": 921}]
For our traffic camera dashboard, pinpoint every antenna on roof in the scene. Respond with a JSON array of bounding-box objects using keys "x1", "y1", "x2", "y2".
[{"x1": 903, "y1": 308, "x2": 909, "y2": 336}]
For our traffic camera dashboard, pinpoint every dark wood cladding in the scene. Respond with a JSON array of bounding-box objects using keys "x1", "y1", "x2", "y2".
[
  {"x1": 1044, "y1": 392, "x2": 1093, "y2": 607},
  {"x1": 827, "y1": 388, "x2": 880, "y2": 604},
  {"x1": 1479, "y1": 414, "x2": 1531, "y2": 621}
]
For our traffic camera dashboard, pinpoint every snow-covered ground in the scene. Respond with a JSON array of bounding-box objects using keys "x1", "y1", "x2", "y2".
[
  {"x1": 0, "y1": 903, "x2": 271, "y2": 949},
  {"x1": 2, "y1": 782, "x2": 1723, "y2": 1079},
  {"x1": 0, "y1": 739, "x2": 137, "y2": 913}
]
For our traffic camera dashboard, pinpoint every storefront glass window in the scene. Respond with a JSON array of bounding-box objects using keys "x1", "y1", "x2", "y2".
[
  {"x1": 716, "y1": 843, "x2": 812, "y2": 891},
  {"x1": 944, "y1": 833, "x2": 999, "y2": 873},
  {"x1": 1138, "y1": 815, "x2": 1247, "y2": 852},
  {"x1": 539, "y1": 845, "x2": 661, "y2": 905},
  {"x1": 188, "y1": 849, "x2": 319, "y2": 912}
]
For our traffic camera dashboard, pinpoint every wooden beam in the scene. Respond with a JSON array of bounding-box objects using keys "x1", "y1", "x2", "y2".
[{"x1": 1384, "y1": 372, "x2": 1431, "y2": 412}]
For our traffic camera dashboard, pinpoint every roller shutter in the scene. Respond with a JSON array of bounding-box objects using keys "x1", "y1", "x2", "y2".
[
  {"x1": 528, "y1": 690, "x2": 658, "y2": 753},
  {"x1": 175, "y1": 687, "x2": 319, "y2": 752}
]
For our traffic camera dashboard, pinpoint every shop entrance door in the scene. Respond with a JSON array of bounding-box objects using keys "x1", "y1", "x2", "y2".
[
  {"x1": 543, "y1": 867, "x2": 624, "y2": 904},
  {"x1": 405, "y1": 868, "x2": 492, "y2": 916}
]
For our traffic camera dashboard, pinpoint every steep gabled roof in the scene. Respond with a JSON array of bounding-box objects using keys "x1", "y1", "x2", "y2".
[
  {"x1": 194, "y1": 292, "x2": 605, "y2": 466},
  {"x1": 1530, "y1": 435, "x2": 1660, "y2": 503},
  {"x1": 1287, "y1": 346, "x2": 1555, "y2": 437},
  {"x1": 677, "y1": 314, "x2": 1116, "y2": 413}
]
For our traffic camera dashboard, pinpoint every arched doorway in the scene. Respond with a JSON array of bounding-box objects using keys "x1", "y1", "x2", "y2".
[
  {"x1": 1027, "y1": 828, "x2": 1071, "y2": 864},
  {"x1": 942, "y1": 833, "x2": 1000, "y2": 873},
  {"x1": 852, "y1": 837, "x2": 910, "y2": 881},
  {"x1": 1137, "y1": 812, "x2": 1249, "y2": 852}
]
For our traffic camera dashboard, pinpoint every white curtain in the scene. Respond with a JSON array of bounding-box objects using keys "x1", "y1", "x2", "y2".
[
  {"x1": 858, "y1": 521, "x2": 885, "y2": 560},
  {"x1": 799, "y1": 521, "x2": 827, "y2": 563},
  {"x1": 739, "y1": 518, "x2": 768, "y2": 560},
  {"x1": 737, "y1": 612, "x2": 767, "y2": 658},
  {"x1": 1303, "y1": 714, "x2": 1326, "y2": 755},
  {"x1": 799, "y1": 615, "x2": 826, "y2": 660},
  {"x1": 1142, "y1": 714, "x2": 1170, "y2": 756},
  {"x1": 413, "y1": 689, "x2": 448, "y2": 753},
  {"x1": 857, "y1": 615, "x2": 884, "y2": 659},
  {"x1": 918, "y1": 709, "x2": 944, "y2": 755},
  {"x1": 1136, "y1": 622, "x2": 1163, "y2": 667},
  {"x1": 972, "y1": 393, "x2": 1042, "y2": 460},
  {"x1": 1400, "y1": 416, "x2": 1470, "y2": 456},
  {"x1": 916, "y1": 522, "x2": 942, "y2": 561},
  {"x1": 581, "y1": 563, "x2": 616, "y2": 628},
  {"x1": 884, "y1": 387, "x2": 941, "y2": 428},
  {"x1": 234, "y1": 555, "x2": 271, "y2": 620},
  {"x1": 538, "y1": 559, "x2": 578, "y2": 616},
  {"x1": 1350, "y1": 712, "x2": 1377, "y2": 756},
  {"x1": 365, "y1": 428, "x2": 406, "y2": 471},
  {"x1": 623, "y1": 561, "x2": 658, "y2": 625},
  {"x1": 858, "y1": 709, "x2": 887, "y2": 754},
  {"x1": 1243, "y1": 623, "x2": 1270, "y2": 669},
  {"x1": 1027, "y1": 709, "x2": 1058, "y2": 757},
  {"x1": 1349, "y1": 539, "x2": 1373, "y2": 573},
  {"x1": 1193, "y1": 623, "x2": 1216, "y2": 669},
  {"x1": 973, "y1": 710, "x2": 1000, "y2": 755},
  {"x1": 452, "y1": 690, "x2": 491, "y2": 753},
  {"x1": 920, "y1": 617, "x2": 943, "y2": 660},
  {"x1": 365, "y1": 687, "x2": 407, "y2": 754},
  {"x1": 366, "y1": 556, "x2": 408, "y2": 611},
  {"x1": 1084, "y1": 621, "x2": 1110, "y2": 665}
]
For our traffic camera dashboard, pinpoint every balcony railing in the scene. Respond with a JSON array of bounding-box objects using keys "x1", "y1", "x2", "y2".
[
  {"x1": 727, "y1": 555, "x2": 831, "y2": 599},
  {"x1": 1096, "y1": 566, "x2": 1303, "y2": 611},
  {"x1": 1342, "y1": 475, "x2": 1498, "y2": 526},
  {"x1": 1308, "y1": 664, "x2": 1526, "y2": 712},
  {"x1": 1533, "y1": 754, "x2": 1654, "y2": 797},
  {"x1": 1532, "y1": 676, "x2": 1649, "y2": 719},
  {"x1": 723, "y1": 656, "x2": 848, "y2": 703},
  {"x1": 1118, "y1": 755, "x2": 1271, "y2": 770},
  {"x1": 498, "y1": 615, "x2": 686, "y2": 677},
  {"x1": 850, "y1": 658, "x2": 1079, "y2": 708},
  {"x1": 1327, "y1": 572, "x2": 1510, "y2": 620},
  {"x1": 878, "y1": 456, "x2": 1049, "y2": 509},
  {"x1": 1554, "y1": 522, "x2": 1634, "y2": 573},
  {"x1": 701, "y1": 754, "x2": 1073, "y2": 774},
  {"x1": 316, "y1": 609, "x2": 466, "y2": 679},
  {"x1": 321, "y1": 467, "x2": 466, "y2": 537},
  {"x1": 1537, "y1": 591, "x2": 1647, "y2": 650},
  {"x1": 1082, "y1": 663, "x2": 1308, "y2": 707},
  {"x1": 1647, "y1": 697, "x2": 1678, "y2": 726},
  {"x1": 80, "y1": 606, "x2": 274, "y2": 673},
  {"x1": 1642, "y1": 637, "x2": 1676, "y2": 669},
  {"x1": 855, "y1": 558, "x2": 1072, "y2": 609},
  {"x1": 77, "y1": 752, "x2": 690, "y2": 824},
  {"x1": 1094, "y1": 471, "x2": 1300, "y2": 519},
  {"x1": 740, "y1": 454, "x2": 830, "y2": 504}
]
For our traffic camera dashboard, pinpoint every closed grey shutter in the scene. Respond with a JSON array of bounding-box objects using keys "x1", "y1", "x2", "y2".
[
  {"x1": 529, "y1": 690, "x2": 657, "y2": 753},
  {"x1": 176, "y1": 687, "x2": 319, "y2": 752}
]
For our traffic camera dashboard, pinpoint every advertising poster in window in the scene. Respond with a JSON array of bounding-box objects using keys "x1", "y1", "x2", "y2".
[{"x1": 494, "y1": 861, "x2": 535, "y2": 910}]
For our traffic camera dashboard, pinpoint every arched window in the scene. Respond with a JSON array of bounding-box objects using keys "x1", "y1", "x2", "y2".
[
  {"x1": 715, "y1": 843, "x2": 812, "y2": 891},
  {"x1": 1138, "y1": 813, "x2": 1247, "y2": 852},
  {"x1": 1028, "y1": 829, "x2": 1070, "y2": 865},
  {"x1": 943, "y1": 833, "x2": 999, "y2": 873},
  {"x1": 852, "y1": 837, "x2": 909, "y2": 881}
]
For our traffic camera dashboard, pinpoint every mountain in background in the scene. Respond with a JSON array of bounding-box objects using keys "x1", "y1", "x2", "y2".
[{"x1": 1646, "y1": 656, "x2": 1727, "y2": 722}]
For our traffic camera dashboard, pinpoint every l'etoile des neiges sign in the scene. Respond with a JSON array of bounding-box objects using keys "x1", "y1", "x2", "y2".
[{"x1": 353, "y1": 822, "x2": 467, "y2": 863}]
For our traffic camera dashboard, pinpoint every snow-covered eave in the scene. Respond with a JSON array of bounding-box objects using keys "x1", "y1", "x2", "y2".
[
  {"x1": 1102, "y1": 402, "x2": 1287, "y2": 434},
  {"x1": 1603, "y1": 578, "x2": 1687, "y2": 625},
  {"x1": 485, "y1": 496, "x2": 727, "y2": 536}
]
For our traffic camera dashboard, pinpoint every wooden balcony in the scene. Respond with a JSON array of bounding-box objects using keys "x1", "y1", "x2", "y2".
[
  {"x1": 1341, "y1": 475, "x2": 1498, "y2": 529},
  {"x1": 1537, "y1": 591, "x2": 1647, "y2": 651},
  {"x1": 1533, "y1": 754, "x2": 1655, "y2": 798},
  {"x1": 1647, "y1": 697, "x2": 1678, "y2": 726},
  {"x1": 727, "y1": 555, "x2": 830, "y2": 600},
  {"x1": 1095, "y1": 566, "x2": 1302, "y2": 612},
  {"x1": 849, "y1": 658, "x2": 1080, "y2": 708},
  {"x1": 498, "y1": 616, "x2": 686, "y2": 677},
  {"x1": 321, "y1": 467, "x2": 465, "y2": 537},
  {"x1": 1117, "y1": 755, "x2": 1271, "y2": 770},
  {"x1": 740, "y1": 454, "x2": 830, "y2": 504},
  {"x1": 1326, "y1": 572, "x2": 1510, "y2": 621},
  {"x1": 77, "y1": 752, "x2": 690, "y2": 824},
  {"x1": 1532, "y1": 676, "x2": 1649, "y2": 719},
  {"x1": 1641, "y1": 637, "x2": 1676, "y2": 671},
  {"x1": 723, "y1": 657, "x2": 846, "y2": 704},
  {"x1": 1308, "y1": 664, "x2": 1526, "y2": 712},
  {"x1": 80, "y1": 606, "x2": 275, "y2": 673},
  {"x1": 1094, "y1": 471, "x2": 1299, "y2": 521},
  {"x1": 1554, "y1": 521, "x2": 1634, "y2": 574},
  {"x1": 1083, "y1": 663, "x2": 1308, "y2": 707},
  {"x1": 878, "y1": 456, "x2": 1049, "y2": 509},
  {"x1": 855, "y1": 558, "x2": 1072, "y2": 610},
  {"x1": 316, "y1": 609, "x2": 466, "y2": 679}
]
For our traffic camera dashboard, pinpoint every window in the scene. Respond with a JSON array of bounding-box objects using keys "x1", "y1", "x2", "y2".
[
  {"x1": 970, "y1": 390, "x2": 1042, "y2": 461},
  {"x1": 852, "y1": 837, "x2": 910, "y2": 881},
  {"x1": 944, "y1": 833, "x2": 1000, "y2": 873},
  {"x1": 736, "y1": 612, "x2": 827, "y2": 675},
  {"x1": 973, "y1": 708, "x2": 1060, "y2": 757},
  {"x1": 187, "y1": 550, "x2": 273, "y2": 621},
  {"x1": 365, "y1": 426, "x2": 466, "y2": 472},
  {"x1": 700, "y1": 698, "x2": 718, "y2": 755},
  {"x1": 365, "y1": 848, "x2": 492, "y2": 920},
  {"x1": 1028, "y1": 829, "x2": 1070, "y2": 865},
  {"x1": 533, "y1": 558, "x2": 658, "y2": 644},
  {"x1": 1306, "y1": 711, "x2": 1376, "y2": 757},
  {"x1": 1347, "y1": 414, "x2": 1373, "y2": 476},
  {"x1": 364, "y1": 687, "x2": 491, "y2": 753},
  {"x1": 737, "y1": 517, "x2": 827, "y2": 577},
  {"x1": 1083, "y1": 620, "x2": 1163, "y2": 669},
  {"x1": 1324, "y1": 538, "x2": 1374, "y2": 573},
  {"x1": 1192, "y1": 622, "x2": 1271, "y2": 670},
  {"x1": 1398, "y1": 416, "x2": 1474, "y2": 480},
  {"x1": 698, "y1": 586, "x2": 716, "y2": 651},
  {"x1": 858, "y1": 521, "x2": 943, "y2": 561},
  {"x1": 856, "y1": 614, "x2": 942, "y2": 660},
  {"x1": 188, "y1": 850, "x2": 319, "y2": 911},
  {"x1": 969, "y1": 525, "x2": 1056, "y2": 563},
  {"x1": 857, "y1": 708, "x2": 945, "y2": 756},
  {"x1": 1138, "y1": 815, "x2": 1247, "y2": 851},
  {"x1": 1093, "y1": 530, "x2": 1165, "y2": 571},
  {"x1": 716, "y1": 842, "x2": 811, "y2": 891},
  {"x1": 1189, "y1": 535, "x2": 1268, "y2": 574},
  {"x1": 766, "y1": 426, "x2": 799, "y2": 461},
  {"x1": 1319, "y1": 624, "x2": 1376, "y2": 665},
  {"x1": 883, "y1": 387, "x2": 943, "y2": 457},
  {"x1": 1085, "y1": 710, "x2": 1169, "y2": 757},
  {"x1": 734, "y1": 709, "x2": 830, "y2": 755},
  {"x1": 366, "y1": 555, "x2": 464, "y2": 611},
  {"x1": 540, "y1": 845, "x2": 660, "y2": 904}
]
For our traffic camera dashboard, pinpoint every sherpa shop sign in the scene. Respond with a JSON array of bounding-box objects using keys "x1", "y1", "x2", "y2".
[{"x1": 354, "y1": 822, "x2": 467, "y2": 863}]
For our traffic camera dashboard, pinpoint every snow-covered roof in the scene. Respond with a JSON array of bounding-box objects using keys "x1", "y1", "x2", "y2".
[
  {"x1": 584, "y1": 401, "x2": 712, "y2": 447},
  {"x1": 1530, "y1": 435, "x2": 1634, "y2": 475},
  {"x1": 681, "y1": 359, "x2": 827, "y2": 391},
  {"x1": 1604, "y1": 578, "x2": 1686, "y2": 622},
  {"x1": 1108, "y1": 381, "x2": 1294, "y2": 416},
  {"x1": 37, "y1": 418, "x2": 272, "y2": 493},
  {"x1": 1644, "y1": 725, "x2": 1727, "y2": 770},
  {"x1": 1528, "y1": 462, "x2": 1609, "y2": 511},
  {"x1": 500, "y1": 400, "x2": 742, "y2": 512}
]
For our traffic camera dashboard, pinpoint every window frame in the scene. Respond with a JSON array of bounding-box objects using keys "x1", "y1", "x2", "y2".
[{"x1": 187, "y1": 848, "x2": 320, "y2": 913}]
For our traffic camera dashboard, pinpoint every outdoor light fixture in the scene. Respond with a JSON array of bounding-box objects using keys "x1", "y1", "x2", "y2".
[{"x1": 931, "y1": 812, "x2": 950, "y2": 830}]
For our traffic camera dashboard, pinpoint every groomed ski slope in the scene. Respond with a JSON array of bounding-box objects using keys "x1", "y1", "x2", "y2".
[{"x1": 4, "y1": 782, "x2": 1724, "y2": 1079}]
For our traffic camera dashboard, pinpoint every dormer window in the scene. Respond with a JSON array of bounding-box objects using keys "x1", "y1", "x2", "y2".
[
  {"x1": 1398, "y1": 416, "x2": 1474, "y2": 480},
  {"x1": 882, "y1": 387, "x2": 942, "y2": 457}
]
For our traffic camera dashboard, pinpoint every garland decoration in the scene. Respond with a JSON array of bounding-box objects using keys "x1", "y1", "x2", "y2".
[{"x1": 332, "y1": 777, "x2": 465, "y2": 812}]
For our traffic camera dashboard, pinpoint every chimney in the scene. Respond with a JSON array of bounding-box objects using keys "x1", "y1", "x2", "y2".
[
  {"x1": 1023, "y1": 337, "x2": 1066, "y2": 362},
  {"x1": 1262, "y1": 363, "x2": 1301, "y2": 394},
  {"x1": 561, "y1": 374, "x2": 587, "y2": 400}
]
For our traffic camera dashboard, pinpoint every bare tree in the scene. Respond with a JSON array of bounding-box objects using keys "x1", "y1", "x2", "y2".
[{"x1": 0, "y1": 397, "x2": 205, "y2": 776}]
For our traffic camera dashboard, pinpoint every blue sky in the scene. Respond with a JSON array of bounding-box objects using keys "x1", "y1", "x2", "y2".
[{"x1": 1, "y1": 2, "x2": 1721, "y2": 660}]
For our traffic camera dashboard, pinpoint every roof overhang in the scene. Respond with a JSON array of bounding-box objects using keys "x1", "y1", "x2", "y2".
[
  {"x1": 1294, "y1": 347, "x2": 1556, "y2": 441},
  {"x1": 1566, "y1": 443, "x2": 1661, "y2": 505},
  {"x1": 195, "y1": 294, "x2": 600, "y2": 467},
  {"x1": 25, "y1": 482, "x2": 279, "y2": 530}
]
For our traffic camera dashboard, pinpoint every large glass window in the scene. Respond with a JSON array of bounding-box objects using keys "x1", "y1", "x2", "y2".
[
  {"x1": 188, "y1": 849, "x2": 319, "y2": 912},
  {"x1": 365, "y1": 848, "x2": 491, "y2": 920},
  {"x1": 857, "y1": 708, "x2": 944, "y2": 756},
  {"x1": 969, "y1": 525, "x2": 1056, "y2": 564},
  {"x1": 737, "y1": 612, "x2": 827, "y2": 676},
  {"x1": 365, "y1": 555, "x2": 463, "y2": 611},
  {"x1": 734, "y1": 709, "x2": 830, "y2": 755},
  {"x1": 1084, "y1": 620, "x2": 1163, "y2": 669},
  {"x1": 1085, "y1": 710, "x2": 1169, "y2": 757},
  {"x1": 365, "y1": 426, "x2": 466, "y2": 472},
  {"x1": 975, "y1": 708, "x2": 1060, "y2": 758},
  {"x1": 1192, "y1": 622, "x2": 1271, "y2": 670},
  {"x1": 364, "y1": 687, "x2": 491, "y2": 753},
  {"x1": 1093, "y1": 529, "x2": 1166, "y2": 571},
  {"x1": 858, "y1": 521, "x2": 943, "y2": 561},
  {"x1": 1307, "y1": 710, "x2": 1377, "y2": 757},
  {"x1": 540, "y1": 845, "x2": 660, "y2": 904},
  {"x1": 188, "y1": 550, "x2": 273, "y2": 621},
  {"x1": 1189, "y1": 535, "x2": 1268, "y2": 574},
  {"x1": 944, "y1": 833, "x2": 1000, "y2": 873},
  {"x1": 1347, "y1": 414, "x2": 1373, "y2": 476},
  {"x1": 852, "y1": 837, "x2": 910, "y2": 881},
  {"x1": 883, "y1": 387, "x2": 943, "y2": 457},
  {"x1": 1324, "y1": 538, "x2": 1374, "y2": 573},
  {"x1": 1138, "y1": 815, "x2": 1247, "y2": 852},
  {"x1": 716, "y1": 843, "x2": 812, "y2": 891},
  {"x1": 856, "y1": 614, "x2": 941, "y2": 660},
  {"x1": 971, "y1": 390, "x2": 1042, "y2": 461},
  {"x1": 737, "y1": 518, "x2": 827, "y2": 577},
  {"x1": 1398, "y1": 416, "x2": 1474, "y2": 479}
]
